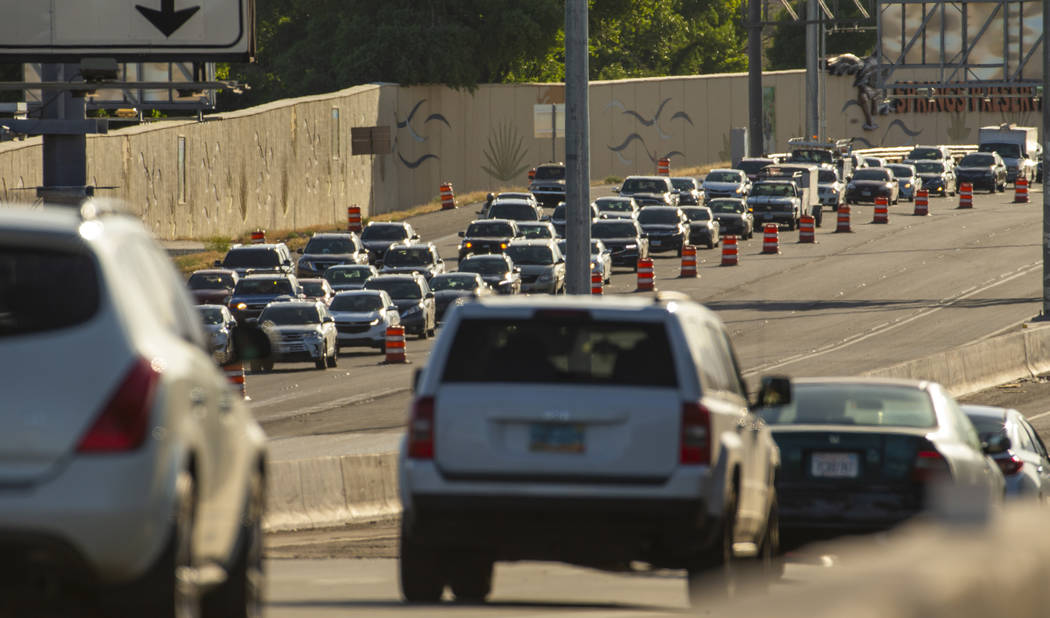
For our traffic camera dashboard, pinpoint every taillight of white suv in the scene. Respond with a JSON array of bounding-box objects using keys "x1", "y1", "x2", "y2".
[
  {"x1": 408, "y1": 396, "x2": 435, "y2": 459},
  {"x1": 77, "y1": 357, "x2": 160, "y2": 453},
  {"x1": 679, "y1": 402, "x2": 711, "y2": 464}
]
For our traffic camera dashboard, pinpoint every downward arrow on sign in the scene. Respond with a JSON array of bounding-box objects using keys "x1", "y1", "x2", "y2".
[{"x1": 136, "y1": 0, "x2": 201, "y2": 37}]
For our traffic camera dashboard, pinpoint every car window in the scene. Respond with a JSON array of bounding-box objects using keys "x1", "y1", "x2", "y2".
[
  {"x1": 638, "y1": 209, "x2": 680, "y2": 224},
  {"x1": 505, "y1": 245, "x2": 555, "y2": 265},
  {"x1": 443, "y1": 317, "x2": 677, "y2": 387},
  {"x1": 818, "y1": 170, "x2": 838, "y2": 183},
  {"x1": 301, "y1": 281, "x2": 327, "y2": 296},
  {"x1": 259, "y1": 304, "x2": 322, "y2": 325},
  {"x1": 853, "y1": 169, "x2": 890, "y2": 181},
  {"x1": 384, "y1": 247, "x2": 433, "y2": 266},
  {"x1": 671, "y1": 179, "x2": 696, "y2": 190},
  {"x1": 621, "y1": 178, "x2": 669, "y2": 193},
  {"x1": 196, "y1": 307, "x2": 224, "y2": 325},
  {"x1": 1020, "y1": 418, "x2": 1050, "y2": 459},
  {"x1": 489, "y1": 203, "x2": 537, "y2": 220},
  {"x1": 430, "y1": 275, "x2": 478, "y2": 291},
  {"x1": 467, "y1": 222, "x2": 514, "y2": 237},
  {"x1": 222, "y1": 247, "x2": 279, "y2": 268},
  {"x1": 364, "y1": 278, "x2": 423, "y2": 299},
  {"x1": 960, "y1": 154, "x2": 995, "y2": 167},
  {"x1": 459, "y1": 258, "x2": 509, "y2": 275},
  {"x1": 595, "y1": 199, "x2": 632, "y2": 212},
  {"x1": 518, "y1": 225, "x2": 553, "y2": 239},
  {"x1": 0, "y1": 245, "x2": 100, "y2": 338},
  {"x1": 361, "y1": 225, "x2": 408, "y2": 241},
  {"x1": 759, "y1": 384, "x2": 937, "y2": 427},
  {"x1": 915, "y1": 162, "x2": 946, "y2": 173},
  {"x1": 533, "y1": 166, "x2": 565, "y2": 180},
  {"x1": 304, "y1": 237, "x2": 354, "y2": 254},
  {"x1": 888, "y1": 166, "x2": 914, "y2": 178},
  {"x1": 1014, "y1": 419, "x2": 1037, "y2": 452},
  {"x1": 325, "y1": 267, "x2": 371, "y2": 284},
  {"x1": 967, "y1": 413, "x2": 1006, "y2": 443},
  {"x1": 751, "y1": 184, "x2": 794, "y2": 197},
  {"x1": 188, "y1": 272, "x2": 234, "y2": 289},
  {"x1": 591, "y1": 221, "x2": 639, "y2": 238},
  {"x1": 235, "y1": 278, "x2": 293, "y2": 295},
  {"x1": 330, "y1": 294, "x2": 384, "y2": 312},
  {"x1": 708, "y1": 200, "x2": 745, "y2": 214},
  {"x1": 705, "y1": 171, "x2": 741, "y2": 183},
  {"x1": 682, "y1": 209, "x2": 711, "y2": 221}
]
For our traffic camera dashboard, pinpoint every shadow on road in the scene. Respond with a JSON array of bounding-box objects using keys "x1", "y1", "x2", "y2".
[
  {"x1": 267, "y1": 599, "x2": 683, "y2": 613},
  {"x1": 709, "y1": 296, "x2": 1037, "y2": 322}
]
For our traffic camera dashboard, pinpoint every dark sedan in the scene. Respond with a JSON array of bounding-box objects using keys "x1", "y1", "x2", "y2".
[
  {"x1": 680, "y1": 206, "x2": 720, "y2": 248},
  {"x1": 845, "y1": 168, "x2": 900, "y2": 205},
  {"x1": 429, "y1": 272, "x2": 492, "y2": 322},
  {"x1": 914, "y1": 161, "x2": 956, "y2": 196},
  {"x1": 671, "y1": 177, "x2": 703, "y2": 206},
  {"x1": 706, "y1": 198, "x2": 754, "y2": 239},
  {"x1": 955, "y1": 152, "x2": 1008, "y2": 193},
  {"x1": 457, "y1": 219, "x2": 519, "y2": 260},
  {"x1": 457, "y1": 254, "x2": 521, "y2": 295},
  {"x1": 360, "y1": 222, "x2": 420, "y2": 266},
  {"x1": 187, "y1": 268, "x2": 238, "y2": 305},
  {"x1": 637, "y1": 206, "x2": 688, "y2": 255},
  {"x1": 591, "y1": 219, "x2": 650, "y2": 270},
  {"x1": 757, "y1": 377, "x2": 1005, "y2": 551}
]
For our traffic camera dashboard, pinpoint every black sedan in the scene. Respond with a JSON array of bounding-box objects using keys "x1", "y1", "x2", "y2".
[
  {"x1": 637, "y1": 206, "x2": 689, "y2": 255},
  {"x1": 590, "y1": 219, "x2": 650, "y2": 270},
  {"x1": 706, "y1": 198, "x2": 754, "y2": 239},
  {"x1": 457, "y1": 254, "x2": 521, "y2": 295},
  {"x1": 914, "y1": 161, "x2": 956, "y2": 196},
  {"x1": 756, "y1": 377, "x2": 1005, "y2": 551},
  {"x1": 428, "y1": 272, "x2": 492, "y2": 322},
  {"x1": 671, "y1": 177, "x2": 703, "y2": 206},
  {"x1": 845, "y1": 168, "x2": 900, "y2": 205},
  {"x1": 457, "y1": 219, "x2": 519, "y2": 261},
  {"x1": 680, "y1": 206, "x2": 720, "y2": 248},
  {"x1": 955, "y1": 152, "x2": 1008, "y2": 193}
]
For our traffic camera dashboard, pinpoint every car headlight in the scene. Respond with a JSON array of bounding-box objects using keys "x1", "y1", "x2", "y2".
[
  {"x1": 734, "y1": 186, "x2": 743, "y2": 193},
  {"x1": 306, "y1": 331, "x2": 324, "y2": 341},
  {"x1": 236, "y1": 302, "x2": 247, "y2": 310},
  {"x1": 464, "y1": 241, "x2": 473, "y2": 249},
  {"x1": 904, "y1": 182, "x2": 912, "y2": 188},
  {"x1": 625, "y1": 243, "x2": 637, "y2": 249},
  {"x1": 369, "y1": 318, "x2": 381, "y2": 326}
]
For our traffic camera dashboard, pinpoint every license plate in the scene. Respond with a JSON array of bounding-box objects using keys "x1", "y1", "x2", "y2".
[
  {"x1": 530, "y1": 423, "x2": 585, "y2": 453},
  {"x1": 651, "y1": 239, "x2": 662, "y2": 246},
  {"x1": 811, "y1": 452, "x2": 859, "y2": 478},
  {"x1": 861, "y1": 190, "x2": 871, "y2": 196}
]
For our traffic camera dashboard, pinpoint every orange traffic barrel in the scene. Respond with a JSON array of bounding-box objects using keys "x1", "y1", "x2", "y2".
[
  {"x1": 914, "y1": 190, "x2": 929, "y2": 216},
  {"x1": 1015, "y1": 177, "x2": 1030, "y2": 203},
  {"x1": 872, "y1": 197, "x2": 889, "y2": 224},
  {"x1": 347, "y1": 205, "x2": 363, "y2": 232},
  {"x1": 835, "y1": 204, "x2": 852, "y2": 233},
  {"x1": 958, "y1": 183, "x2": 973, "y2": 209},
  {"x1": 528, "y1": 168, "x2": 536, "y2": 181},
  {"x1": 762, "y1": 224, "x2": 780, "y2": 254},
  {"x1": 223, "y1": 361, "x2": 248, "y2": 400},
  {"x1": 385, "y1": 326, "x2": 407, "y2": 364},
  {"x1": 250, "y1": 229, "x2": 265, "y2": 244},
  {"x1": 679, "y1": 245, "x2": 698, "y2": 278},
  {"x1": 440, "y1": 183, "x2": 457, "y2": 210},
  {"x1": 798, "y1": 215, "x2": 816, "y2": 243},
  {"x1": 591, "y1": 271, "x2": 603, "y2": 295},
  {"x1": 657, "y1": 157, "x2": 670, "y2": 177},
  {"x1": 636, "y1": 258, "x2": 656, "y2": 292},
  {"x1": 721, "y1": 235, "x2": 739, "y2": 266}
]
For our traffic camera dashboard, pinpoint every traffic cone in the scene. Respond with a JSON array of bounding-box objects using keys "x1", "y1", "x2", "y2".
[
  {"x1": 440, "y1": 183, "x2": 457, "y2": 210},
  {"x1": 223, "y1": 361, "x2": 249, "y2": 400},
  {"x1": 657, "y1": 157, "x2": 670, "y2": 177},
  {"x1": 347, "y1": 205, "x2": 363, "y2": 232},
  {"x1": 721, "y1": 235, "x2": 739, "y2": 266},
  {"x1": 762, "y1": 224, "x2": 780, "y2": 254},
  {"x1": 680, "y1": 245, "x2": 698, "y2": 278},
  {"x1": 591, "y1": 271, "x2": 603, "y2": 295},
  {"x1": 250, "y1": 229, "x2": 265, "y2": 243},
  {"x1": 872, "y1": 197, "x2": 889, "y2": 223}
]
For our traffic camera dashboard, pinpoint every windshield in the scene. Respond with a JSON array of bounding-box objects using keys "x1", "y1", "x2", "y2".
[
  {"x1": 259, "y1": 304, "x2": 321, "y2": 325},
  {"x1": 592, "y1": 222, "x2": 639, "y2": 238},
  {"x1": 361, "y1": 225, "x2": 408, "y2": 241},
  {"x1": 430, "y1": 275, "x2": 479, "y2": 291},
  {"x1": 790, "y1": 149, "x2": 833, "y2": 164},
  {"x1": 978, "y1": 143, "x2": 1020, "y2": 158},
  {"x1": 459, "y1": 258, "x2": 509, "y2": 276},
  {"x1": 965, "y1": 414, "x2": 1007, "y2": 443},
  {"x1": 364, "y1": 278, "x2": 423, "y2": 299},
  {"x1": 707, "y1": 200, "x2": 745, "y2": 214},
  {"x1": 533, "y1": 166, "x2": 565, "y2": 180},
  {"x1": 887, "y1": 166, "x2": 914, "y2": 178},
  {"x1": 384, "y1": 247, "x2": 432, "y2": 267},
  {"x1": 962, "y1": 153, "x2": 996, "y2": 167},
  {"x1": 0, "y1": 246, "x2": 99, "y2": 338},
  {"x1": 737, "y1": 160, "x2": 771, "y2": 174},
  {"x1": 518, "y1": 224, "x2": 553, "y2": 239},
  {"x1": 671, "y1": 178, "x2": 696, "y2": 191},
  {"x1": 552, "y1": 204, "x2": 567, "y2": 220},
  {"x1": 595, "y1": 198, "x2": 633, "y2": 212},
  {"x1": 638, "y1": 209, "x2": 679, "y2": 224},
  {"x1": 222, "y1": 248, "x2": 280, "y2": 268},
  {"x1": 505, "y1": 245, "x2": 555, "y2": 265},
  {"x1": 234, "y1": 278, "x2": 292, "y2": 295},
  {"x1": 907, "y1": 148, "x2": 942, "y2": 160},
  {"x1": 330, "y1": 293, "x2": 384, "y2": 312},
  {"x1": 915, "y1": 162, "x2": 945, "y2": 173},
  {"x1": 466, "y1": 222, "x2": 514, "y2": 237},
  {"x1": 300, "y1": 281, "x2": 327, "y2": 297},
  {"x1": 681, "y1": 208, "x2": 711, "y2": 221},
  {"x1": 818, "y1": 170, "x2": 839, "y2": 183},
  {"x1": 196, "y1": 307, "x2": 224, "y2": 325},
  {"x1": 489, "y1": 203, "x2": 537, "y2": 221},
  {"x1": 304, "y1": 237, "x2": 355, "y2": 254},
  {"x1": 759, "y1": 384, "x2": 937, "y2": 428},
  {"x1": 188, "y1": 272, "x2": 234, "y2": 290},
  {"x1": 751, "y1": 183, "x2": 795, "y2": 197},
  {"x1": 853, "y1": 169, "x2": 890, "y2": 181},
  {"x1": 621, "y1": 178, "x2": 669, "y2": 193},
  {"x1": 705, "y1": 171, "x2": 742, "y2": 183},
  {"x1": 324, "y1": 267, "x2": 371, "y2": 285}
]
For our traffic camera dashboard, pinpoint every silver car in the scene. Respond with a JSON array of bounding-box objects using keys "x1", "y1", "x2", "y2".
[
  {"x1": 330, "y1": 289, "x2": 401, "y2": 352},
  {"x1": 324, "y1": 263, "x2": 378, "y2": 292},
  {"x1": 505, "y1": 239, "x2": 566, "y2": 294},
  {"x1": 557, "y1": 238, "x2": 613, "y2": 284},
  {"x1": 963, "y1": 405, "x2": 1050, "y2": 501},
  {"x1": 0, "y1": 202, "x2": 267, "y2": 616},
  {"x1": 257, "y1": 299, "x2": 339, "y2": 370},
  {"x1": 196, "y1": 304, "x2": 237, "y2": 364}
]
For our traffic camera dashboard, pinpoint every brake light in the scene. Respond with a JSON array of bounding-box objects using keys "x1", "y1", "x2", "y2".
[
  {"x1": 407, "y1": 396, "x2": 435, "y2": 459},
  {"x1": 911, "y1": 449, "x2": 950, "y2": 483},
  {"x1": 996, "y1": 454, "x2": 1024, "y2": 476},
  {"x1": 77, "y1": 357, "x2": 160, "y2": 453},
  {"x1": 680, "y1": 402, "x2": 711, "y2": 464}
]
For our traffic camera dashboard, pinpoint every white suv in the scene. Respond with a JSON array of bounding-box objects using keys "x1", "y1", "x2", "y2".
[
  {"x1": 399, "y1": 294, "x2": 786, "y2": 605},
  {"x1": 0, "y1": 202, "x2": 267, "y2": 617}
]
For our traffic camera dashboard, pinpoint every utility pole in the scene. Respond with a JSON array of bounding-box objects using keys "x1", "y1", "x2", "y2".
[
  {"x1": 1042, "y1": 0, "x2": 1050, "y2": 316},
  {"x1": 805, "y1": 0, "x2": 819, "y2": 139},
  {"x1": 39, "y1": 63, "x2": 88, "y2": 206},
  {"x1": 747, "y1": 0, "x2": 764, "y2": 157},
  {"x1": 564, "y1": 0, "x2": 591, "y2": 295}
]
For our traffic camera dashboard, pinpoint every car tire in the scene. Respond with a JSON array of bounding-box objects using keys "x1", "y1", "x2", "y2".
[
  {"x1": 419, "y1": 325, "x2": 429, "y2": 340},
  {"x1": 262, "y1": 360, "x2": 274, "y2": 372},
  {"x1": 249, "y1": 360, "x2": 261, "y2": 373},
  {"x1": 326, "y1": 347, "x2": 338, "y2": 368},
  {"x1": 449, "y1": 554, "x2": 494, "y2": 603},
  {"x1": 758, "y1": 495, "x2": 783, "y2": 581},
  {"x1": 707, "y1": 238, "x2": 715, "y2": 249},
  {"x1": 686, "y1": 484, "x2": 738, "y2": 607},
  {"x1": 400, "y1": 522, "x2": 445, "y2": 603},
  {"x1": 109, "y1": 471, "x2": 198, "y2": 618},
  {"x1": 315, "y1": 350, "x2": 327, "y2": 370},
  {"x1": 201, "y1": 470, "x2": 264, "y2": 618}
]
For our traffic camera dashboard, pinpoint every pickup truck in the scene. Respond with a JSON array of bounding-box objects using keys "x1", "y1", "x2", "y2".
[{"x1": 747, "y1": 181, "x2": 802, "y2": 230}]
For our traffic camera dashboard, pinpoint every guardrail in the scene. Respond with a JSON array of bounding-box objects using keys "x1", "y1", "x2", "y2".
[{"x1": 768, "y1": 145, "x2": 979, "y2": 165}]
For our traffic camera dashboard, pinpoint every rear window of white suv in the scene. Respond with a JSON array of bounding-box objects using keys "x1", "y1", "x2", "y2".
[
  {"x1": 0, "y1": 246, "x2": 99, "y2": 337},
  {"x1": 443, "y1": 316, "x2": 677, "y2": 387}
]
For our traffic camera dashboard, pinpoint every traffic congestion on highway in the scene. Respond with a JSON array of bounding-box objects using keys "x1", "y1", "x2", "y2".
[{"x1": 3, "y1": 133, "x2": 1050, "y2": 617}]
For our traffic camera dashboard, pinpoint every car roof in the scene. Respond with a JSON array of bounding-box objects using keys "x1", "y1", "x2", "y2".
[
  {"x1": 508, "y1": 239, "x2": 555, "y2": 246},
  {"x1": 625, "y1": 175, "x2": 669, "y2": 181},
  {"x1": 229, "y1": 243, "x2": 283, "y2": 250},
  {"x1": 517, "y1": 221, "x2": 551, "y2": 227},
  {"x1": 370, "y1": 273, "x2": 423, "y2": 280},
  {"x1": 335, "y1": 289, "x2": 385, "y2": 296},
  {"x1": 242, "y1": 273, "x2": 293, "y2": 280},
  {"x1": 0, "y1": 204, "x2": 84, "y2": 235},
  {"x1": 639, "y1": 206, "x2": 679, "y2": 212},
  {"x1": 386, "y1": 242, "x2": 434, "y2": 249},
  {"x1": 328, "y1": 263, "x2": 374, "y2": 270},
  {"x1": 707, "y1": 197, "x2": 746, "y2": 204},
  {"x1": 469, "y1": 218, "x2": 515, "y2": 225},
  {"x1": 191, "y1": 268, "x2": 237, "y2": 275},
  {"x1": 461, "y1": 253, "x2": 509, "y2": 260},
  {"x1": 790, "y1": 376, "x2": 934, "y2": 390},
  {"x1": 452, "y1": 294, "x2": 718, "y2": 321},
  {"x1": 298, "y1": 278, "x2": 326, "y2": 283},
  {"x1": 536, "y1": 163, "x2": 564, "y2": 168},
  {"x1": 707, "y1": 168, "x2": 740, "y2": 174},
  {"x1": 309, "y1": 232, "x2": 355, "y2": 238},
  {"x1": 366, "y1": 221, "x2": 408, "y2": 228},
  {"x1": 489, "y1": 199, "x2": 533, "y2": 205}
]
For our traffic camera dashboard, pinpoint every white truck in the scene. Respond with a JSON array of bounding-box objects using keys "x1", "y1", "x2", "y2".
[{"x1": 978, "y1": 124, "x2": 1041, "y2": 184}]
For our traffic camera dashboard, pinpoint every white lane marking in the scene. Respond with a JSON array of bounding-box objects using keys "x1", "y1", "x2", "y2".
[
  {"x1": 742, "y1": 260, "x2": 1042, "y2": 377},
  {"x1": 253, "y1": 386, "x2": 410, "y2": 423},
  {"x1": 1027, "y1": 410, "x2": 1050, "y2": 421}
]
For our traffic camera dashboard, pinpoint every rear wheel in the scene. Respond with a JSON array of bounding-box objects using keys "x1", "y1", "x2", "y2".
[
  {"x1": 202, "y1": 470, "x2": 264, "y2": 618},
  {"x1": 262, "y1": 360, "x2": 274, "y2": 372},
  {"x1": 449, "y1": 554, "x2": 494, "y2": 603},
  {"x1": 400, "y1": 522, "x2": 445, "y2": 603},
  {"x1": 314, "y1": 350, "x2": 327, "y2": 370},
  {"x1": 686, "y1": 486, "x2": 738, "y2": 607},
  {"x1": 326, "y1": 346, "x2": 338, "y2": 368}
]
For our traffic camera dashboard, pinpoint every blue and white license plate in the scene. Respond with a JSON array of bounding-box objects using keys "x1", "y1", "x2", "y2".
[
  {"x1": 861, "y1": 190, "x2": 872, "y2": 196},
  {"x1": 651, "y1": 239, "x2": 663, "y2": 246},
  {"x1": 530, "y1": 423, "x2": 585, "y2": 453},
  {"x1": 811, "y1": 452, "x2": 859, "y2": 478}
]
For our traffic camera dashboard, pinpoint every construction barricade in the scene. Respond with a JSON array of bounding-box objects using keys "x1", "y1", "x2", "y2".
[
  {"x1": 223, "y1": 361, "x2": 248, "y2": 400},
  {"x1": 762, "y1": 224, "x2": 780, "y2": 254},
  {"x1": 636, "y1": 258, "x2": 656, "y2": 291},
  {"x1": 798, "y1": 215, "x2": 816, "y2": 243},
  {"x1": 1015, "y1": 177, "x2": 1030, "y2": 203},
  {"x1": 657, "y1": 157, "x2": 670, "y2": 176},
  {"x1": 440, "y1": 183, "x2": 457, "y2": 210},
  {"x1": 914, "y1": 190, "x2": 929, "y2": 216},
  {"x1": 872, "y1": 197, "x2": 889, "y2": 223},
  {"x1": 384, "y1": 326, "x2": 407, "y2": 364},
  {"x1": 958, "y1": 183, "x2": 973, "y2": 209},
  {"x1": 347, "y1": 205, "x2": 362, "y2": 232},
  {"x1": 835, "y1": 205, "x2": 852, "y2": 233},
  {"x1": 591, "y1": 272, "x2": 603, "y2": 295},
  {"x1": 721, "y1": 235, "x2": 739, "y2": 266},
  {"x1": 680, "y1": 245, "x2": 698, "y2": 278},
  {"x1": 250, "y1": 229, "x2": 265, "y2": 243}
]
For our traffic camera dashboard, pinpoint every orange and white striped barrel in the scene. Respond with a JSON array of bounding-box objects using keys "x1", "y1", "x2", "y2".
[
  {"x1": 528, "y1": 168, "x2": 536, "y2": 181},
  {"x1": 872, "y1": 197, "x2": 889, "y2": 224},
  {"x1": 913, "y1": 190, "x2": 929, "y2": 216},
  {"x1": 762, "y1": 224, "x2": 780, "y2": 254},
  {"x1": 958, "y1": 183, "x2": 973, "y2": 209},
  {"x1": 440, "y1": 183, "x2": 457, "y2": 210},
  {"x1": 250, "y1": 229, "x2": 265, "y2": 244},
  {"x1": 657, "y1": 157, "x2": 670, "y2": 177},
  {"x1": 680, "y1": 245, "x2": 698, "y2": 278},
  {"x1": 591, "y1": 271, "x2": 603, "y2": 295},
  {"x1": 223, "y1": 361, "x2": 248, "y2": 400},
  {"x1": 798, "y1": 215, "x2": 816, "y2": 243},
  {"x1": 636, "y1": 258, "x2": 656, "y2": 292},
  {"x1": 384, "y1": 326, "x2": 407, "y2": 363},
  {"x1": 720, "y1": 235, "x2": 739, "y2": 266},
  {"x1": 835, "y1": 204, "x2": 852, "y2": 233},
  {"x1": 347, "y1": 205, "x2": 363, "y2": 232},
  {"x1": 1014, "y1": 177, "x2": 1030, "y2": 203}
]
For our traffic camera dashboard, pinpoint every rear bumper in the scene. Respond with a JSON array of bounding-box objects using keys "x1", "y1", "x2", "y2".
[
  {"x1": 531, "y1": 191, "x2": 565, "y2": 208},
  {"x1": 777, "y1": 486, "x2": 922, "y2": 547},
  {"x1": 646, "y1": 235, "x2": 684, "y2": 253}
]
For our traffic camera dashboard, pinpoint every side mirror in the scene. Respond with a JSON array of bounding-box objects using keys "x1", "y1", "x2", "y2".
[
  {"x1": 458, "y1": 231, "x2": 465, "y2": 237},
  {"x1": 388, "y1": 304, "x2": 398, "y2": 311},
  {"x1": 982, "y1": 434, "x2": 1011, "y2": 456},
  {"x1": 283, "y1": 259, "x2": 292, "y2": 266},
  {"x1": 541, "y1": 215, "x2": 550, "y2": 222},
  {"x1": 296, "y1": 248, "x2": 304, "y2": 254},
  {"x1": 425, "y1": 292, "x2": 435, "y2": 299},
  {"x1": 513, "y1": 267, "x2": 521, "y2": 273},
  {"x1": 612, "y1": 187, "x2": 621, "y2": 193},
  {"x1": 213, "y1": 260, "x2": 223, "y2": 267},
  {"x1": 322, "y1": 316, "x2": 334, "y2": 323},
  {"x1": 754, "y1": 375, "x2": 792, "y2": 408},
  {"x1": 412, "y1": 234, "x2": 421, "y2": 240}
]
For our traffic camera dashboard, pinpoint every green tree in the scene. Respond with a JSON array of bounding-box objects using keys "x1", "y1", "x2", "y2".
[{"x1": 766, "y1": 0, "x2": 876, "y2": 70}]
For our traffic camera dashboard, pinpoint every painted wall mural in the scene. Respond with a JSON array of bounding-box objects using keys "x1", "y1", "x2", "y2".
[
  {"x1": 606, "y1": 98, "x2": 693, "y2": 166},
  {"x1": 481, "y1": 121, "x2": 530, "y2": 182},
  {"x1": 395, "y1": 99, "x2": 450, "y2": 168}
]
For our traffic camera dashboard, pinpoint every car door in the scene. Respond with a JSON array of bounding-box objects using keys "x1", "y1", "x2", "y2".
[{"x1": 1016, "y1": 417, "x2": 1050, "y2": 499}]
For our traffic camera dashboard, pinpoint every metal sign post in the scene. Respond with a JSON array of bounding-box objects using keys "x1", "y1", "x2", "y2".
[
  {"x1": 564, "y1": 0, "x2": 591, "y2": 295},
  {"x1": 1043, "y1": 1, "x2": 1050, "y2": 316}
]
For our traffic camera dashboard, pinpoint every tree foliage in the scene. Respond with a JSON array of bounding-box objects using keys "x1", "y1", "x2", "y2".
[
  {"x1": 221, "y1": 0, "x2": 750, "y2": 110},
  {"x1": 765, "y1": 0, "x2": 877, "y2": 70}
]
